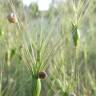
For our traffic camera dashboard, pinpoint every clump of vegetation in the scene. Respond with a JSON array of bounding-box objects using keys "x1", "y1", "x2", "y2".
[{"x1": 0, "y1": 0, "x2": 96, "y2": 96}]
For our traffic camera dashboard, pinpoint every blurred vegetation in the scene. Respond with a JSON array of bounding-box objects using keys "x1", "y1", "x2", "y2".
[{"x1": 0, "y1": 0, "x2": 96, "y2": 96}]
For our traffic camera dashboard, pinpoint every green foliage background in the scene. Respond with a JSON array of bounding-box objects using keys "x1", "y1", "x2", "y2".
[{"x1": 0, "y1": 0, "x2": 96, "y2": 96}]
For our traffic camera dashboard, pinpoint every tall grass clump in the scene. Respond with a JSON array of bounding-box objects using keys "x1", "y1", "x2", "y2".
[
  {"x1": 0, "y1": 0, "x2": 96, "y2": 96},
  {"x1": 6, "y1": 2, "x2": 63, "y2": 96}
]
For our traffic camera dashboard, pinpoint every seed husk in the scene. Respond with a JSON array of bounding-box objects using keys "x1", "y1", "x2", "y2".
[
  {"x1": 7, "y1": 13, "x2": 18, "y2": 23},
  {"x1": 38, "y1": 71, "x2": 47, "y2": 79}
]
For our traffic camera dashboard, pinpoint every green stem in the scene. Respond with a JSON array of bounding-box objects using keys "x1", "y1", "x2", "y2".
[{"x1": 32, "y1": 75, "x2": 41, "y2": 96}]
